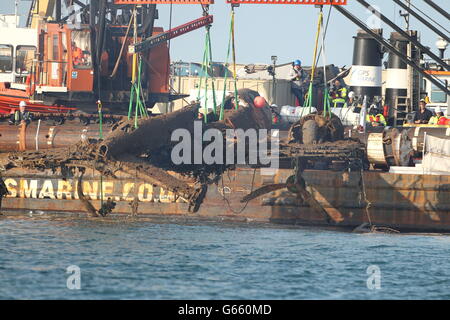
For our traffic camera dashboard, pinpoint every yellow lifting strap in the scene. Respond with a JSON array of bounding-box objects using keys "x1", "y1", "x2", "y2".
[
  {"x1": 231, "y1": 10, "x2": 237, "y2": 80},
  {"x1": 309, "y1": 11, "x2": 323, "y2": 85},
  {"x1": 304, "y1": 11, "x2": 323, "y2": 113},
  {"x1": 131, "y1": 6, "x2": 138, "y2": 84}
]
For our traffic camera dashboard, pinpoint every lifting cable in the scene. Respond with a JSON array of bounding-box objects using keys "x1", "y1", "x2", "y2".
[
  {"x1": 303, "y1": 10, "x2": 323, "y2": 114},
  {"x1": 304, "y1": 7, "x2": 332, "y2": 118},
  {"x1": 314, "y1": 5, "x2": 333, "y2": 68},
  {"x1": 219, "y1": 7, "x2": 239, "y2": 121},
  {"x1": 220, "y1": 168, "x2": 257, "y2": 215},
  {"x1": 96, "y1": 7, "x2": 105, "y2": 214},
  {"x1": 110, "y1": 14, "x2": 134, "y2": 79},
  {"x1": 319, "y1": 7, "x2": 332, "y2": 118},
  {"x1": 96, "y1": 100, "x2": 104, "y2": 214}
]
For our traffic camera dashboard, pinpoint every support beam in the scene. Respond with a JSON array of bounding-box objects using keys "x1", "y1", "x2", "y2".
[
  {"x1": 334, "y1": 5, "x2": 450, "y2": 98},
  {"x1": 392, "y1": 0, "x2": 450, "y2": 43},
  {"x1": 96, "y1": 0, "x2": 107, "y2": 67},
  {"x1": 140, "y1": 4, "x2": 157, "y2": 38},
  {"x1": 130, "y1": 15, "x2": 213, "y2": 54},
  {"x1": 60, "y1": 4, "x2": 89, "y2": 23},
  {"x1": 356, "y1": 0, "x2": 450, "y2": 71},
  {"x1": 55, "y1": 0, "x2": 61, "y2": 22},
  {"x1": 114, "y1": 0, "x2": 214, "y2": 4},
  {"x1": 422, "y1": 0, "x2": 450, "y2": 21}
]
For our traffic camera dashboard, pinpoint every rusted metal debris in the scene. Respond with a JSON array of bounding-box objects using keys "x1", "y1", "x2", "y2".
[
  {"x1": 0, "y1": 173, "x2": 8, "y2": 215},
  {"x1": 0, "y1": 101, "x2": 369, "y2": 220},
  {"x1": 288, "y1": 112, "x2": 345, "y2": 144},
  {"x1": 240, "y1": 158, "x2": 344, "y2": 225},
  {"x1": 99, "y1": 105, "x2": 200, "y2": 160},
  {"x1": 281, "y1": 140, "x2": 367, "y2": 162},
  {"x1": 2, "y1": 100, "x2": 273, "y2": 216},
  {"x1": 240, "y1": 112, "x2": 369, "y2": 225}
]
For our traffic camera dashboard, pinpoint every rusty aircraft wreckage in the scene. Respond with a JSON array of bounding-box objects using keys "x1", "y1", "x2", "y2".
[{"x1": 0, "y1": 0, "x2": 449, "y2": 233}]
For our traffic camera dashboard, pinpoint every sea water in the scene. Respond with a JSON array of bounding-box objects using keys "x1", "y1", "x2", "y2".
[{"x1": 1, "y1": 217, "x2": 449, "y2": 299}]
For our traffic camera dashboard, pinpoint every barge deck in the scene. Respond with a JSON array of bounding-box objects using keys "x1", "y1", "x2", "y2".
[{"x1": 1, "y1": 167, "x2": 449, "y2": 233}]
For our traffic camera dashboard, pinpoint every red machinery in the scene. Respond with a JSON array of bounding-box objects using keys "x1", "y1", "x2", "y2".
[{"x1": 0, "y1": 0, "x2": 215, "y2": 115}]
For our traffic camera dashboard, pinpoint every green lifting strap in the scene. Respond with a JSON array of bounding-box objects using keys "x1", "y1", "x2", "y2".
[
  {"x1": 128, "y1": 56, "x2": 148, "y2": 129},
  {"x1": 323, "y1": 88, "x2": 331, "y2": 118},
  {"x1": 219, "y1": 10, "x2": 239, "y2": 121},
  {"x1": 197, "y1": 26, "x2": 217, "y2": 123}
]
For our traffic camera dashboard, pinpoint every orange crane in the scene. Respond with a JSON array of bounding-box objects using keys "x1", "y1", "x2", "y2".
[{"x1": 0, "y1": 0, "x2": 219, "y2": 114}]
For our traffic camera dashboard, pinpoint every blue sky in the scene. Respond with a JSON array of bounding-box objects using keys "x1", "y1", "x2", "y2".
[{"x1": 1, "y1": 0, "x2": 449, "y2": 66}]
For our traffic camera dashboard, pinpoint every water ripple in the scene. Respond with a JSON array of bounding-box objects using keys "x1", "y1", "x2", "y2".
[{"x1": 1, "y1": 217, "x2": 450, "y2": 299}]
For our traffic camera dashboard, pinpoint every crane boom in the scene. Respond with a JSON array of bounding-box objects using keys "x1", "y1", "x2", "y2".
[
  {"x1": 115, "y1": 0, "x2": 214, "y2": 4},
  {"x1": 129, "y1": 15, "x2": 214, "y2": 54},
  {"x1": 226, "y1": 0, "x2": 346, "y2": 4}
]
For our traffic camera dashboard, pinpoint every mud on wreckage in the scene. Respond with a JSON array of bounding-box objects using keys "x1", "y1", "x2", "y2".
[
  {"x1": 284, "y1": 111, "x2": 368, "y2": 171},
  {"x1": 241, "y1": 110, "x2": 368, "y2": 226},
  {"x1": 0, "y1": 84, "x2": 371, "y2": 223},
  {"x1": 0, "y1": 92, "x2": 276, "y2": 217}
]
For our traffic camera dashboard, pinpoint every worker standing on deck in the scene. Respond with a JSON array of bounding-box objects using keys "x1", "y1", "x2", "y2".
[
  {"x1": 222, "y1": 91, "x2": 235, "y2": 110},
  {"x1": 9, "y1": 101, "x2": 32, "y2": 125},
  {"x1": 428, "y1": 106, "x2": 446, "y2": 125},
  {"x1": 329, "y1": 79, "x2": 348, "y2": 108},
  {"x1": 347, "y1": 91, "x2": 356, "y2": 105},
  {"x1": 289, "y1": 60, "x2": 308, "y2": 106},
  {"x1": 414, "y1": 100, "x2": 433, "y2": 124},
  {"x1": 366, "y1": 107, "x2": 386, "y2": 127}
]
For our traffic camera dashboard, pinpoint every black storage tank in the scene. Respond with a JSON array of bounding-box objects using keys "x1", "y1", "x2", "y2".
[{"x1": 349, "y1": 29, "x2": 384, "y2": 102}]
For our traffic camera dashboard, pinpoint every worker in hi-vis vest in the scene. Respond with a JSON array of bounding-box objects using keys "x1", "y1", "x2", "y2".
[
  {"x1": 9, "y1": 101, "x2": 32, "y2": 126},
  {"x1": 366, "y1": 107, "x2": 387, "y2": 127},
  {"x1": 428, "y1": 106, "x2": 446, "y2": 125},
  {"x1": 72, "y1": 41, "x2": 85, "y2": 66},
  {"x1": 329, "y1": 79, "x2": 348, "y2": 108}
]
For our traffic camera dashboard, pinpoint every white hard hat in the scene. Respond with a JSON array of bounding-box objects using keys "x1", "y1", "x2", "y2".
[
  {"x1": 348, "y1": 91, "x2": 355, "y2": 99},
  {"x1": 19, "y1": 101, "x2": 27, "y2": 108},
  {"x1": 435, "y1": 106, "x2": 443, "y2": 113}
]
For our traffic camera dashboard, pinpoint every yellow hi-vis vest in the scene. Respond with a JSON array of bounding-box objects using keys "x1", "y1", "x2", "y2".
[
  {"x1": 428, "y1": 116, "x2": 442, "y2": 125},
  {"x1": 332, "y1": 87, "x2": 348, "y2": 107},
  {"x1": 366, "y1": 114, "x2": 387, "y2": 126}
]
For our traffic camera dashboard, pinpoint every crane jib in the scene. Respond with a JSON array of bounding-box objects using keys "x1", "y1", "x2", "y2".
[
  {"x1": 114, "y1": 0, "x2": 214, "y2": 4},
  {"x1": 129, "y1": 15, "x2": 214, "y2": 54}
]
